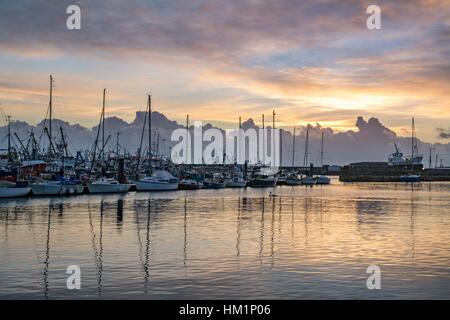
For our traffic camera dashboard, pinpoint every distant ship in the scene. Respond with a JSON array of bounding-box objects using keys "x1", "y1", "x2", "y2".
[
  {"x1": 388, "y1": 117, "x2": 423, "y2": 166},
  {"x1": 388, "y1": 144, "x2": 423, "y2": 166}
]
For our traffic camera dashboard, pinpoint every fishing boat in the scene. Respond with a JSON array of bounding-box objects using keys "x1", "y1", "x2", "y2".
[
  {"x1": 248, "y1": 174, "x2": 278, "y2": 188},
  {"x1": 88, "y1": 177, "x2": 131, "y2": 193},
  {"x1": 314, "y1": 175, "x2": 331, "y2": 185},
  {"x1": 135, "y1": 170, "x2": 179, "y2": 191},
  {"x1": 399, "y1": 174, "x2": 421, "y2": 182},
  {"x1": 203, "y1": 180, "x2": 226, "y2": 189},
  {"x1": 178, "y1": 179, "x2": 202, "y2": 190}
]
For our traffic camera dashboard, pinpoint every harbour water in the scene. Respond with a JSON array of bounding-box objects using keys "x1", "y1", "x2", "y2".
[{"x1": 1, "y1": 178, "x2": 449, "y2": 299}]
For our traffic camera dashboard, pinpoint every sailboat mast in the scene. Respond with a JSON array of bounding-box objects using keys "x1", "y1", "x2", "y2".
[
  {"x1": 101, "y1": 88, "x2": 106, "y2": 160},
  {"x1": 148, "y1": 94, "x2": 152, "y2": 174},
  {"x1": 186, "y1": 114, "x2": 189, "y2": 164},
  {"x1": 411, "y1": 117, "x2": 415, "y2": 163},
  {"x1": 320, "y1": 131, "x2": 324, "y2": 168},
  {"x1": 116, "y1": 132, "x2": 120, "y2": 157},
  {"x1": 292, "y1": 126, "x2": 296, "y2": 167},
  {"x1": 273, "y1": 111, "x2": 276, "y2": 166},
  {"x1": 7, "y1": 115, "x2": 11, "y2": 163},
  {"x1": 49, "y1": 75, "x2": 53, "y2": 151},
  {"x1": 429, "y1": 148, "x2": 432, "y2": 169},
  {"x1": 303, "y1": 128, "x2": 309, "y2": 170},
  {"x1": 262, "y1": 114, "x2": 265, "y2": 165}
]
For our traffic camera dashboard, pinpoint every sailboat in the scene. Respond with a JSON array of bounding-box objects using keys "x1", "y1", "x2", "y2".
[
  {"x1": 313, "y1": 132, "x2": 330, "y2": 185},
  {"x1": 88, "y1": 89, "x2": 131, "y2": 193},
  {"x1": 135, "y1": 170, "x2": 179, "y2": 191},
  {"x1": 134, "y1": 95, "x2": 179, "y2": 191},
  {"x1": 88, "y1": 177, "x2": 131, "y2": 193},
  {"x1": 300, "y1": 128, "x2": 316, "y2": 185}
]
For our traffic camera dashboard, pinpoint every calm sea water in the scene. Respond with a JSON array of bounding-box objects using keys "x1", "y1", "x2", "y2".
[{"x1": 0, "y1": 178, "x2": 449, "y2": 299}]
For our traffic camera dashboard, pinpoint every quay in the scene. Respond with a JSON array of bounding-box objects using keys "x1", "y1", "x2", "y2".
[{"x1": 339, "y1": 162, "x2": 450, "y2": 182}]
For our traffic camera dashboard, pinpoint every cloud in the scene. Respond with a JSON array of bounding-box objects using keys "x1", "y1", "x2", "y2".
[
  {"x1": 437, "y1": 128, "x2": 450, "y2": 139},
  {"x1": 0, "y1": 0, "x2": 449, "y2": 142}
]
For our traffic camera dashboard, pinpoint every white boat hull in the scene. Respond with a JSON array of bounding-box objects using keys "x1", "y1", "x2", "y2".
[
  {"x1": 88, "y1": 184, "x2": 130, "y2": 194},
  {"x1": 135, "y1": 181, "x2": 179, "y2": 191},
  {"x1": 0, "y1": 188, "x2": 31, "y2": 198}
]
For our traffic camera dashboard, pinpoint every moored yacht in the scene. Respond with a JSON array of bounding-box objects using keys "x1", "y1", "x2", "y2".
[
  {"x1": 88, "y1": 177, "x2": 131, "y2": 193},
  {"x1": 314, "y1": 175, "x2": 331, "y2": 185},
  {"x1": 178, "y1": 179, "x2": 202, "y2": 190},
  {"x1": 135, "y1": 170, "x2": 179, "y2": 191}
]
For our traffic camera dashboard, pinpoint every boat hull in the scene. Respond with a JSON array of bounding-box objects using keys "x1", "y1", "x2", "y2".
[
  {"x1": 301, "y1": 178, "x2": 317, "y2": 185},
  {"x1": 203, "y1": 181, "x2": 226, "y2": 189},
  {"x1": 0, "y1": 188, "x2": 31, "y2": 198},
  {"x1": 226, "y1": 181, "x2": 247, "y2": 188},
  {"x1": 315, "y1": 176, "x2": 331, "y2": 185},
  {"x1": 135, "y1": 181, "x2": 179, "y2": 191},
  {"x1": 31, "y1": 183, "x2": 62, "y2": 196},
  {"x1": 88, "y1": 184, "x2": 131, "y2": 194},
  {"x1": 249, "y1": 178, "x2": 278, "y2": 188},
  {"x1": 178, "y1": 183, "x2": 201, "y2": 190},
  {"x1": 400, "y1": 175, "x2": 421, "y2": 182},
  {"x1": 286, "y1": 180, "x2": 302, "y2": 186}
]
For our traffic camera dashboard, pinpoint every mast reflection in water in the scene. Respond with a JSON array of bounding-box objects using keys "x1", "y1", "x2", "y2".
[{"x1": 0, "y1": 181, "x2": 449, "y2": 299}]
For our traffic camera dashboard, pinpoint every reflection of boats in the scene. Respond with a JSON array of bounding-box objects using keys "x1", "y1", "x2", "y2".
[
  {"x1": 178, "y1": 179, "x2": 202, "y2": 190},
  {"x1": 88, "y1": 178, "x2": 130, "y2": 193},
  {"x1": 400, "y1": 174, "x2": 421, "y2": 182},
  {"x1": 135, "y1": 170, "x2": 178, "y2": 191},
  {"x1": 226, "y1": 177, "x2": 247, "y2": 188},
  {"x1": 314, "y1": 175, "x2": 331, "y2": 185}
]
